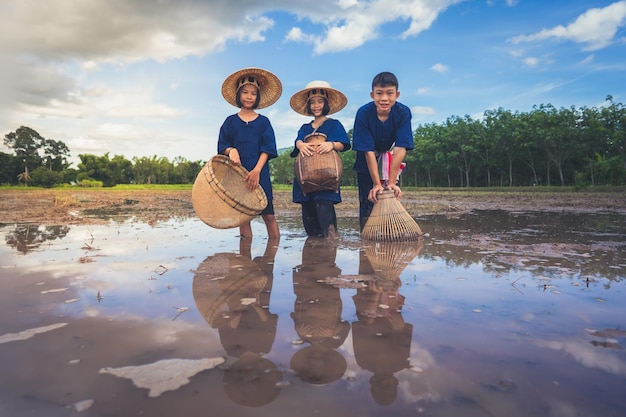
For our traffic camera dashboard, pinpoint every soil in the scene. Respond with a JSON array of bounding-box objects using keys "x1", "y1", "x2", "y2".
[{"x1": 1, "y1": 187, "x2": 625, "y2": 225}]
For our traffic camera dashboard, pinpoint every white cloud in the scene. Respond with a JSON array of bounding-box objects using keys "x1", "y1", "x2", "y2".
[
  {"x1": 509, "y1": 1, "x2": 626, "y2": 51},
  {"x1": 0, "y1": 0, "x2": 275, "y2": 64},
  {"x1": 283, "y1": 0, "x2": 461, "y2": 53},
  {"x1": 431, "y1": 63, "x2": 450, "y2": 73},
  {"x1": 523, "y1": 57, "x2": 540, "y2": 67},
  {"x1": 417, "y1": 87, "x2": 432, "y2": 95},
  {"x1": 580, "y1": 54, "x2": 595, "y2": 65},
  {"x1": 412, "y1": 106, "x2": 436, "y2": 115}
]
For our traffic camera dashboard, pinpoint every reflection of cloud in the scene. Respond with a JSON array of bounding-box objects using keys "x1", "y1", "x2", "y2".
[
  {"x1": 536, "y1": 339, "x2": 626, "y2": 376},
  {"x1": 409, "y1": 343, "x2": 437, "y2": 371},
  {"x1": 0, "y1": 323, "x2": 67, "y2": 344},
  {"x1": 100, "y1": 357, "x2": 225, "y2": 397}
]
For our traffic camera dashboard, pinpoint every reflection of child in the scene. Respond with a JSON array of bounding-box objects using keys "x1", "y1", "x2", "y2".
[
  {"x1": 218, "y1": 68, "x2": 282, "y2": 238},
  {"x1": 352, "y1": 72, "x2": 414, "y2": 230},
  {"x1": 289, "y1": 81, "x2": 351, "y2": 238}
]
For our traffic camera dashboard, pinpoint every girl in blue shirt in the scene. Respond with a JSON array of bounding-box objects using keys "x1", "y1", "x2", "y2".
[
  {"x1": 290, "y1": 81, "x2": 350, "y2": 237},
  {"x1": 218, "y1": 68, "x2": 282, "y2": 238},
  {"x1": 289, "y1": 81, "x2": 351, "y2": 238}
]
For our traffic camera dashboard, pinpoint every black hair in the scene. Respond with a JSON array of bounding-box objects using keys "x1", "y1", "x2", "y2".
[
  {"x1": 371, "y1": 72, "x2": 399, "y2": 90},
  {"x1": 306, "y1": 97, "x2": 330, "y2": 116},
  {"x1": 235, "y1": 85, "x2": 261, "y2": 109}
]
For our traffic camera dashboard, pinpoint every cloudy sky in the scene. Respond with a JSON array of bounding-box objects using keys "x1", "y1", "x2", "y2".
[{"x1": 1, "y1": 0, "x2": 625, "y2": 167}]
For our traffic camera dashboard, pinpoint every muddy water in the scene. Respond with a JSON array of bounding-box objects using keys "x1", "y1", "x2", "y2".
[{"x1": 1, "y1": 210, "x2": 625, "y2": 417}]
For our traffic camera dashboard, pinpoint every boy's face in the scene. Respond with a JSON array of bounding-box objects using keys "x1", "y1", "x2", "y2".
[{"x1": 370, "y1": 85, "x2": 400, "y2": 115}]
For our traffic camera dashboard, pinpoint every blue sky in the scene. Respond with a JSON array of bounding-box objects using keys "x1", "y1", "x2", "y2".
[{"x1": 1, "y1": 0, "x2": 625, "y2": 167}]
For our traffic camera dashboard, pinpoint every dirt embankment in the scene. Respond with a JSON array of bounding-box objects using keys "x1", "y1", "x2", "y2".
[{"x1": 1, "y1": 187, "x2": 625, "y2": 225}]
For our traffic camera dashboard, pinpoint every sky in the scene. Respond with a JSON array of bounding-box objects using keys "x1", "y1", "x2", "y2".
[{"x1": 1, "y1": 0, "x2": 625, "y2": 167}]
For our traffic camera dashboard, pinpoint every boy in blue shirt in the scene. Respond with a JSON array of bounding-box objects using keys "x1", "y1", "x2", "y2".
[{"x1": 352, "y1": 72, "x2": 414, "y2": 230}]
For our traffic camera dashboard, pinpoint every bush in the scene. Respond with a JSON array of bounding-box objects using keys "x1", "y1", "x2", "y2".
[{"x1": 80, "y1": 179, "x2": 103, "y2": 188}]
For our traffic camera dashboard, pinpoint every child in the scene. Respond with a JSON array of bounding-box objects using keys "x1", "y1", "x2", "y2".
[
  {"x1": 289, "y1": 80, "x2": 351, "y2": 238},
  {"x1": 218, "y1": 68, "x2": 282, "y2": 238},
  {"x1": 352, "y1": 72, "x2": 414, "y2": 231}
]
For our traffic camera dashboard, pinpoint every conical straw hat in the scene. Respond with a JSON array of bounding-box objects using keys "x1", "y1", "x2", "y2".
[
  {"x1": 221, "y1": 67, "x2": 282, "y2": 109},
  {"x1": 290, "y1": 80, "x2": 348, "y2": 116}
]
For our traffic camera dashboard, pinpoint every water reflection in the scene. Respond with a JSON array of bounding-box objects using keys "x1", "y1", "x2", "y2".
[
  {"x1": 4, "y1": 223, "x2": 70, "y2": 253},
  {"x1": 192, "y1": 237, "x2": 282, "y2": 407},
  {"x1": 421, "y1": 210, "x2": 626, "y2": 282},
  {"x1": 352, "y1": 241, "x2": 423, "y2": 405},
  {"x1": 1, "y1": 211, "x2": 625, "y2": 416},
  {"x1": 290, "y1": 237, "x2": 350, "y2": 385}
]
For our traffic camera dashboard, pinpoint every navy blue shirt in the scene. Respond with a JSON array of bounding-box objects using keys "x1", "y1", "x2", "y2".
[
  {"x1": 218, "y1": 114, "x2": 278, "y2": 201},
  {"x1": 352, "y1": 101, "x2": 413, "y2": 174}
]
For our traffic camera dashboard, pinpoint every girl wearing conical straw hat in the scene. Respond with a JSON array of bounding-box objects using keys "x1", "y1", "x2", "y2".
[
  {"x1": 289, "y1": 81, "x2": 351, "y2": 238},
  {"x1": 218, "y1": 68, "x2": 282, "y2": 238}
]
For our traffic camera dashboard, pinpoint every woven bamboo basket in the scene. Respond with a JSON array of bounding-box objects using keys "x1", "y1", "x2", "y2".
[
  {"x1": 294, "y1": 133, "x2": 342, "y2": 195},
  {"x1": 361, "y1": 190, "x2": 423, "y2": 241},
  {"x1": 192, "y1": 155, "x2": 268, "y2": 229}
]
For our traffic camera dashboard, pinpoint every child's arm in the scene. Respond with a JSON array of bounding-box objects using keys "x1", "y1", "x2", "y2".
[
  {"x1": 365, "y1": 151, "x2": 384, "y2": 203},
  {"x1": 387, "y1": 147, "x2": 406, "y2": 198}
]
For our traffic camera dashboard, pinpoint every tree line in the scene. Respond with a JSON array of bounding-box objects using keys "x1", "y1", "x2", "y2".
[{"x1": 3, "y1": 96, "x2": 625, "y2": 188}]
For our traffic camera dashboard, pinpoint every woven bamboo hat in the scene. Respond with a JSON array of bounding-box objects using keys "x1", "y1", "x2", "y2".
[
  {"x1": 221, "y1": 67, "x2": 282, "y2": 109},
  {"x1": 290, "y1": 80, "x2": 348, "y2": 116}
]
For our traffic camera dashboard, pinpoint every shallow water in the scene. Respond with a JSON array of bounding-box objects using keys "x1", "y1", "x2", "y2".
[{"x1": 1, "y1": 210, "x2": 625, "y2": 417}]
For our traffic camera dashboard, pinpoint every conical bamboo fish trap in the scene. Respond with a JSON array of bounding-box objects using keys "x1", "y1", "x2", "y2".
[
  {"x1": 361, "y1": 190, "x2": 423, "y2": 241},
  {"x1": 192, "y1": 155, "x2": 268, "y2": 229}
]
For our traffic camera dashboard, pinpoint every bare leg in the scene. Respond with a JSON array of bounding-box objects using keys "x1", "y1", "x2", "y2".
[
  {"x1": 239, "y1": 221, "x2": 253, "y2": 238},
  {"x1": 262, "y1": 213, "x2": 280, "y2": 238}
]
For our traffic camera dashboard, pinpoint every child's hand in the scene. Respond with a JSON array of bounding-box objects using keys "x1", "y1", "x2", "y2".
[
  {"x1": 228, "y1": 148, "x2": 241, "y2": 165},
  {"x1": 316, "y1": 142, "x2": 334, "y2": 154},
  {"x1": 368, "y1": 184, "x2": 384, "y2": 203},
  {"x1": 387, "y1": 183, "x2": 402, "y2": 199},
  {"x1": 244, "y1": 169, "x2": 261, "y2": 192},
  {"x1": 298, "y1": 141, "x2": 315, "y2": 157}
]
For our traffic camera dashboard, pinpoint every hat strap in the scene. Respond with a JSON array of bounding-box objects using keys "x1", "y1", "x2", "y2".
[
  {"x1": 307, "y1": 88, "x2": 329, "y2": 100},
  {"x1": 237, "y1": 75, "x2": 260, "y2": 91}
]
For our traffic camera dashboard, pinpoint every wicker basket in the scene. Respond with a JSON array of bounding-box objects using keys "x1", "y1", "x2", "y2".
[
  {"x1": 192, "y1": 155, "x2": 268, "y2": 229},
  {"x1": 361, "y1": 190, "x2": 423, "y2": 241},
  {"x1": 294, "y1": 133, "x2": 342, "y2": 195}
]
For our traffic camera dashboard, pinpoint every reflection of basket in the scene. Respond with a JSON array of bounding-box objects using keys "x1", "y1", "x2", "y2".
[
  {"x1": 361, "y1": 190, "x2": 422, "y2": 241},
  {"x1": 294, "y1": 133, "x2": 342, "y2": 195},
  {"x1": 192, "y1": 253, "x2": 267, "y2": 328},
  {"x1": 365, "y1": 240, "x2": 423, "y2": 281},
  {"x1": 192, "y1": 155, "x2": 268, "y2": 229}
]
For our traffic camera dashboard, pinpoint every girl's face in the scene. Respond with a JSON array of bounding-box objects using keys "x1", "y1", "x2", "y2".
[
  {"x1": 308, "y1": 96, "x2": 326, "y2": 117},
  {"x1": 239, "y1": 84, "x2": 259, "y2": 109}
]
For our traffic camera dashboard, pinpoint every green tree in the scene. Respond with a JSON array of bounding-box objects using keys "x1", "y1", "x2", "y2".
[
  {"x1": 42, "y1": 138, "x2": 71, "y2": 171},
  {"x1": 30, "y1": 166, "x2": 62, "y2": 188}
]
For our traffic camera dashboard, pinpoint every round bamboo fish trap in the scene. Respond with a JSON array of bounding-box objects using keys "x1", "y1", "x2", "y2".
[
  {"x1": 192, "y1": 155, "x2": 268, "y2": 229},
  {"x1": 361, "y1": 190, "x2": 423, "y2": 241},
  {"x1": 294, "y1": 133, "x2": 342, "y2": 195}
]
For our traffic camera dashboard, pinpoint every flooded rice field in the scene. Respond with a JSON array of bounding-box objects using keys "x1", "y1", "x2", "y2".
[{"x1": 1, "y1": 210, "x2": 625, "y2": 417}]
